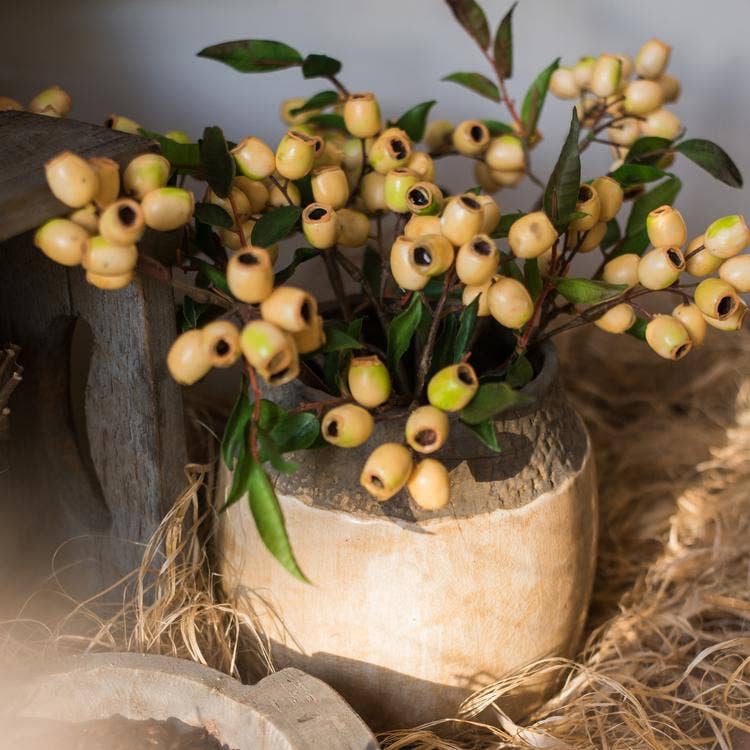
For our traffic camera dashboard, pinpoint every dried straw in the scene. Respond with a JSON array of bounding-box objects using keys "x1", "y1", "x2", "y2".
[
  {"x1": 3, "y1": 329, "x2": 750, "y2": 749},
  {"x1": 379, "y1": 329, "x2": 750, "y2": 749}
]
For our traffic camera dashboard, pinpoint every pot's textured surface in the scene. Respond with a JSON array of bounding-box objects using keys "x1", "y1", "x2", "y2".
[{"x1": 220, "y1": 344, "x2": 598, "y2": 730}]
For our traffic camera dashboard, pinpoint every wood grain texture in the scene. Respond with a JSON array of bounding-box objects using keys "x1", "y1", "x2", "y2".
[
  {"x1": 1, "y1": 653, "x2": 379, "y2": 750},
  {"x1": 0, "y1": 110, "x2": 157, "y2": 241},
  {"x1": 0, "y1": 114, "x2": 185, "y2": 612}
]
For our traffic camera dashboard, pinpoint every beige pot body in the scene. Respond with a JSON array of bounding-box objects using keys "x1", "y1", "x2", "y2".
[{"x1": 220, "y1": 345, "x2": 598, "y2": 730}]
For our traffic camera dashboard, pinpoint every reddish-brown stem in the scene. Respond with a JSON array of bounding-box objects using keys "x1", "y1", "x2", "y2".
[
  {"x1": 413, "y1": 269, "x2": 455, "y2": 401},
  {"x1": 246, "y1": 363, "x2": 262, "y2": 462},
  {"x1": 289, "y1": 396, "x2": 350, "y2": 415},
  {"x1": 137, "y1": 255, "x2": 232, "y2": 309},
  {"x1": 227, "y1": 193, "x2": 247, "y2": 246},
  {"x1": 269, "y1": 174, "x2": 294, "y2": 205}
]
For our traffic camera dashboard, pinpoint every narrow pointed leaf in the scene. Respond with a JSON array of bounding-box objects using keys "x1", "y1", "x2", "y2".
[
  {"x1": 493, "y1": 2, "x2": 517, "y2": 78},
  {"x1": 442, "y1": 72, "x2": 500, "y2": 102},
  {"x1": 445, "y1": 0, "x2": 490, "y2": 49},
  {"x1": 626, "y1": 317, "x2": 648, "y2": 341},
  {"x1": 675, "y1": 138, "x2": 743, "y2": 188},
  {"x1": 199, "y1": 126, "x2": 235, "y2": 198},
  {"x1": 247, "y1": 460, "x2": 308, "y2": 581},
  {"x1": 505, "y1": 354, "x2": 533, "y2": 388},
  {"x1": 194, "y1": 202, "x2": 233, "y2": 228},
  {"x1": 290, "y1": 90, "x2": 340, "y2": 115},
  {"x1": 195, "y1": 259, "x2": 230, "y2": 295},
  {"x1": 305, "y1": 113, "x2": 346, "y2": 131},
  {"x1": 521, "y1": 58, "x2": 559, "y2": 137},
  {"x1": 464, "y1": 418, "x2": 502, "y2": 451},
  {"x1": 198, "y1": 39, "x2": 302, "y2": 73},
  {"x1": 609, "y1": 163, "x2": 667, "y2": 186},
  {"x1": 600, "y1": 219, "x2": 621, "y2": 251},
  {"x1": 460, "y1": 381, "x2": 530, "y2": 424},
  {"x1": 260, "y1": 431, "x2": 299, "y2": 474},
  {"x1": 552, "y1": 277, "x2": 627, "y2": 304},
  {"x1": 139, "y1": 129, "x2": 201, "y2": 171},
  {"x1": 320, "y1": 326, "x2": 362, "y2": 353},
  {"x1": 524, "y1": 258, "x2": 543, "y2": 300},
  {"x1": 452, "y1": 296, "x2": 479, "y2": 362},
  {"x1": 222, "y1": 385, "x2": 251, "y2": 469},
  {"x1": 387, "y1": 292, "x2": 423, "y2": 368},
  {"x1": 482, "y1": 119, "x2": 514, "y2": 136},
  {"x1": 543, "y1": 108, "x2": 581, "y2": 223},
  {"x1": 251, "y1": 205, "x2": 302, "y2": 247},
  {"x1": 274, "y1": 247, "x2": 319, "y2": 285},
  {"x1": 396, "y1": 100, "x2": 437, "y2": 142},
  {"x1": 302, "y1": 53, "x2": 342, "y2": 79},
  {"x1": 220, "y1": 444, "x2": 252, "y2": 511},
  {"x1": 269, "y1": 411, "x2": 320, "y2": 453},
  {"x1": 625, "y1": 136, "x2": 672, "y2": 165},
  {"x1": 491, "y1": 211, "x2": 525, "y2": 238}
]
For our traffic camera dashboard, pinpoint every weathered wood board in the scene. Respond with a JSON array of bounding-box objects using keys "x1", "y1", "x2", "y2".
[{"x1": 0, "y1": 111, "x2": 186, "y2": 616}]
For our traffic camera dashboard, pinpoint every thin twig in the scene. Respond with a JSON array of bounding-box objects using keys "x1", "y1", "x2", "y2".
[
  {"x1": 321, "y1": 248, "x2": 352, "y2": 322},
  {"x1": 413, "y1": 269, "x2": 455, "y2": 400}
]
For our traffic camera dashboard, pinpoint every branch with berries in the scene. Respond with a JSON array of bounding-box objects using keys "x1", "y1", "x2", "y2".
[
  {"x1": 11, "y1": 0, "x2": 748, "y2": 579},
  {"x1": 0, "y1": 345, "x2": 22, "y2": 442}
]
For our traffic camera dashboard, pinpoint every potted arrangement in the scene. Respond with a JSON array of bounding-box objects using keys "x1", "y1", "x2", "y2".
[{"x1": 17, "y1": 0, "x2": 746, "y2": 729}]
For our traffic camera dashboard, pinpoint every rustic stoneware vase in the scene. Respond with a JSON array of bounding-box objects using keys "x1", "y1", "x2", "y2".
[{"x1": 220, "y1": 341, "x2": 598, "y2": 730}]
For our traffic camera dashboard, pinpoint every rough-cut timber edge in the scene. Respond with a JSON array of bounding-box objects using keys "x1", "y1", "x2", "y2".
[
  {"x1": 272, "y1": 341, "x2": 587, "y2": 521},
  {"x1": 0, "y1": 653, "x2": 379, "y2": 750},
  {"x1": 0, "y1": 112, "x2": 184, "y2": 614},
  {"x1": 220, "y1": 343, "x2": 598, "y2": 731},
  {"x1": 0, "y1": 110, "x2": 158, "y2": 241}
]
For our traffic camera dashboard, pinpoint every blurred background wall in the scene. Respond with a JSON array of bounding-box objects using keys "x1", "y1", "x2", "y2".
[{"x1": 2, "y1": 0, "x2": 748, "y2": 286}]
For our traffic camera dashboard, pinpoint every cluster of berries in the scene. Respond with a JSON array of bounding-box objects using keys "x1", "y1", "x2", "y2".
[
  {"x1": 550, "y1": 38, "x2": 681, "y2": 168},
  {"x1": 599, "y1": 209, "x2": 750, "y2": 358},
  {"x1": 35, "y1": 150, "x2": 194, "y2": 289}
]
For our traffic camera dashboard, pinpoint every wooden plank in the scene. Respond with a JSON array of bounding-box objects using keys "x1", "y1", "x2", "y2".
[{"x1": 0, "y1": 110, "x2": 157, "y2": 241}]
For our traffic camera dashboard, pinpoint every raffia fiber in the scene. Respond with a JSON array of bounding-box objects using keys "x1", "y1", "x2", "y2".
[
  {"x1": 2, "y1": 329, "x2": 749, "y2": 749},
  {"x1": 379, "y1": 329, "x2": 750, "y2": 749}
]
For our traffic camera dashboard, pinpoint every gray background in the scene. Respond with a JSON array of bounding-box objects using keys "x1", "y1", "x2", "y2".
[{"x1": 3, "y1": 0, "x2": 748, "y2": 287}]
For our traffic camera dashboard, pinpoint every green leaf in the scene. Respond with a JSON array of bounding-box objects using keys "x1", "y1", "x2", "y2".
[
  {"x1": 623, "y1": 176, "x2": 682, "y2": 250},
  {"x1": 362, "y1": 247, "x2": 382, "y2": 297},
  {"x1": 302, "y1": 53, "x2": 342, "y2": 79},
  {"x1": 246, "y1": 460, "x2": 307, "y2": 581},
  {"x1": 199, "y1": 126, "x2": 235, "y2": 198},
  {"x1": 305, "y1": 113, "x2": 347, "y2": 131},
  {"x1": 675, "y1": 138, "x2": 743, "y2": 188},
  {"x1": 609, "y1": 163, "x2": 667, "y2": 186},
  {"x1": 195, "y1": 259, "x2": 230, "y2": 295},
  {"x1": 465, "y1": 419, "x2": 501, "y2": 452},
  {"x1": 396, "y1": 100, "x2": 437, "y2": 142},
  {"x1": 552, "y1": 277, "x2": 627, "y2": 304},
  {"x1": 442, "y1": 72, "x2": 500, "y2": 102},
  {"x1": 452, "y1": 296, "x2": 479, "y2": 362},
  {"x1": 505, "y1": 355, "x2": 533, "y2": 388},
  {"x1": 260, "y1": 431, "x2": 299, "y2": 474},
  {"x1": 270, "y1": 411, "x2": 320, "y2": 453},
  {"x1": 252, "y1": 205, "x2": 302, "y2": 247},
  {"x1": 221, "y1": 443, "x2": 253, "y2": 511},
  {"x1": 321, "y1": 326, "x2": 362, "y2": 353},
  {"x1": 493, "y1": 2, "x2": 517, "y2": 79},
  {"x1": 139, "y1": 129, "x2": 201, "y2": 171},
  {"x1": 290, "y1": 90, "x2": 340, "y2": 115},
  {"x1": 197, "y1": 39, "x2": 302, "y2": 73},
  {"x1": 222, "y1": 385, "x2": 251, "y2": 469},
  {"x1": 431, "y1": 313, "x2": 459, "y2": 375},
  {"x1": 194, "y1": 202, "x2": 233, "y2": 228},
  {"x1": 274, "y1": 247, "x2": 319, "y2": 285},
  {"x1": 521, "y1": 58, "x2": 559, "y2": 137},
  {"x1": 445, "y1": 0, "x2": 490, "y2": 49},
  {"x1": 460, "y1": 381, "x2": 530, "y2": 424},
  {"x1": 617, "y1": 229, "x2": 649, "y2": 255},
  {"x1": 524, "y1": 258, "x2": 543, "y2": 300},
  {"x1": 500, "y1": 254, "x2": 523, "y2": 282},
  {"x1": 626, "y1": 317, "x2": 648, "y2": 341},
  {"x1": 491, "y1": 211, "x2": 525, "y2": 238},
  {"x1": 543, "y1": 108, "x2": 581, "y2": 224},
  {"x1": 482, "y1": 119, "x2": 514, "y2": 136},
  {"x1": 600, "y1": 219, "x2": 621, "y2": 251},
  {"x1": 387, "y1": 292, "x2": 423, "y2": 368},
  {"x1": 625, "y1": 136, "x2": 672, "y2": 165}
]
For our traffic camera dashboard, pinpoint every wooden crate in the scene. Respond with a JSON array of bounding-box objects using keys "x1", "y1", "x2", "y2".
[{"x1": 0, "y1": 111, "x2": 187, "y2": 616}]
